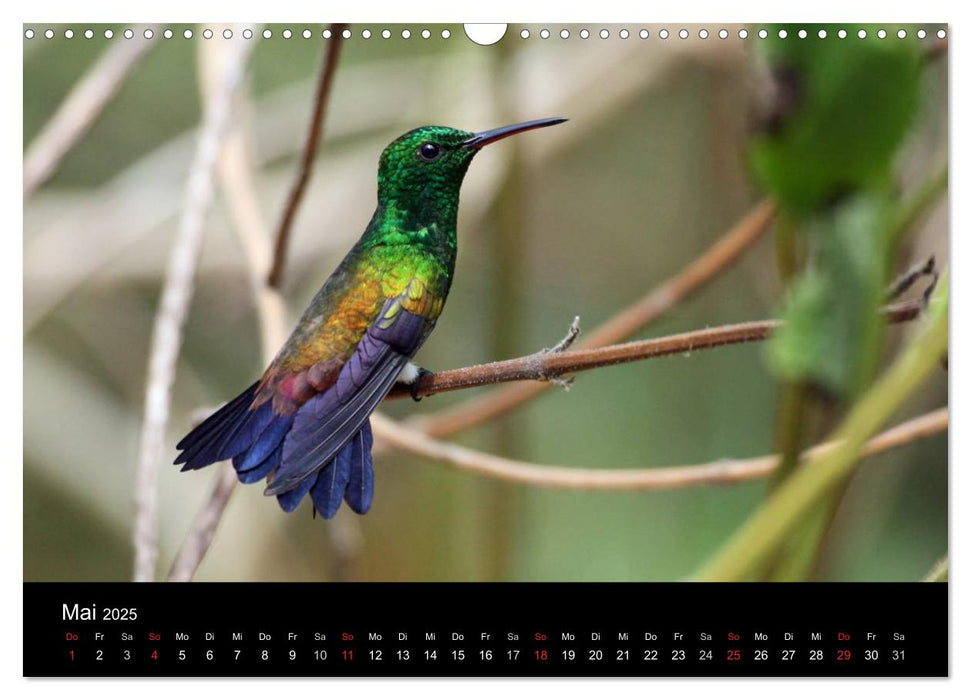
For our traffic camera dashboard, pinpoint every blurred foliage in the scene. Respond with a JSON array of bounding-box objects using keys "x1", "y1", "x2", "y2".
[
  {"x1": 768, "y1": 197, "x2": 892, "y2": 398},
  {"x1": 750, "y1": 25, "x2": 922, "y2": 214},
  {"x1": 755, "y1": 26, "x2": 926, "y2": 400},
  {"x1": 23, "y1": 23, "x2": 947, "y2": 582}
]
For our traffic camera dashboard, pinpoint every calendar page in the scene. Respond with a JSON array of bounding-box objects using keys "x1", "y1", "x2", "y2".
[{"x1": 22, "y1": 18, "x2": 949, "y2": 678}]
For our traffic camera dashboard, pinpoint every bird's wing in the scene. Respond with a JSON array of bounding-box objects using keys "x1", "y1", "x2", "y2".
[{"x1": 263, "y1": 279, "x2": 440, "y2": 497}]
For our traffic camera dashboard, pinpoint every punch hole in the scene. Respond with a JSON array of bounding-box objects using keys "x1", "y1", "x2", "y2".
[
  {"x1": 659, "y1": 29, "x2": 669, "y2": 39},
  {"x1": 223, "y1": 29, "x2": 233, "y2": 39},
  {"x1": 798, "y1": 29, "x2": 807, "y2": 39},
  {"x1": 937, "y1": 29, "x2": 946, "y2": 39},
  {"x1": 917, "y1": 29, "x2": 926, "y2": 39},
  {"x1": 638, "y1": 29, "x2": 648, "y2": 39},
  {"x1": 877, "y1": 29, "x2": 887, "y2": 39},
  {"x1": 184, "y1": 29, "x2": 194, "y2": 39},
  {"x1": 818, "y1": 29, "x2": 827, "y2": 39},
  {"x1": 282, "y1": 29, "x2": 292, "y2": 39},
  {"x1": 560, "y1": 29, "x2": 570, "y2": 39},
  {"x1": 64, "y1": 29, "x2": 74, "y2": 39},
  {"x1": 521, "y1": 29, "x2": 530, "y2": 39},
  {"x1": 24, "y1": 29, "x2": 34, "y2": 39},
  {"x1": 163, "y1": 29, "x2": 173, "y2": 39},
  {"x1": 619, "y1": 29, "x2": 629, "y2": 39},
  {"x1": 144, "y1": 29, "x2": 154, "y2": 39},
  {"x1": 124, "y1": 29, "x2": 134, "y2": 39},
  {"x1": 85, "y1": 29, "x2": 94, "y2": 39},
  {"x1": 104, "y1": 29, "x2": 113, "y2": 38},
  {"x1": 302, "y1": 29, "x2": 312, "y2": 39},
  {"x1": 540, "y1": 29, "x2": 550, "y2": 40},
  {"x1": 441, "y1": 29, "x2": 451, "y2": 39},
  {"x1": 738, "y1": 29, "x2": 748, "y2": 39},
  {"x1": 897, "y1": 29, "x2": 907, "y2": 39},
  {"x1": 580, "y1": 29, "x2": 589, "y2": 39},
  {"x1": 464, "y1": 24, "x2": 507, "y2": 46},
  {"x1": 203, "y1": 29, "x2": 213, "y2": 39},
  {"x1": 421, "y1": 29, "x2": 431, "y2": 39},
  {"x1": 342, "y1": 28, "x2": 352, "y2": 39},
  {"x1": 243, "y1": 28, "x2": 253, "y2": 39}
]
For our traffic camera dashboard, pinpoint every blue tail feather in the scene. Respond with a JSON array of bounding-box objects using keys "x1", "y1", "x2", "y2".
[
  {"x1": 237, "y1": 443, "x2": 282, "y2": 484},
  {"x1": 344, "y1": 422, "x2": 374, "y2": 514},
  {"x1": 232, "y1": 415, "x2": 294, "y2": 472},
  {"x1": 309, "y1": 441, "x2": 353, "y2": 518},
  {"x1": 276, "y1": 474, "x2": 316, "y2": 513}
]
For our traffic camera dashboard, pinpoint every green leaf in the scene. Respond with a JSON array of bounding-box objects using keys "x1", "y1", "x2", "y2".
[
  {"x1": 751, "y1": 25, "x2": 922, "y2": 214},
  {"x1": 768, "y1": 196, "x2": 892, "y2": 398}
]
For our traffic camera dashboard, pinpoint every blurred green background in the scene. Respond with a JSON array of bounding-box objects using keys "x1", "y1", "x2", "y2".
[{"x1": 23, "y1": 23, "x2": 948, "y2": 582}]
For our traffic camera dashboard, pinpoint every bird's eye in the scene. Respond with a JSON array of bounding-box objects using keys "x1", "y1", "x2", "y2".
[{"x1": 418, "y1": 142, "x2": 442, "y2": 162}]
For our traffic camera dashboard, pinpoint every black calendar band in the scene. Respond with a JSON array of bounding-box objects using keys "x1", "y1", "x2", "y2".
[{"x1": 24, "y1": 582, "x2": 947, "y2": 677}]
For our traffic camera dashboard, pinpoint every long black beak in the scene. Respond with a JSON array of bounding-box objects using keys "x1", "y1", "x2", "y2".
[{"x1": 462, "y1": 117, "x2": 567, "y2": 149}]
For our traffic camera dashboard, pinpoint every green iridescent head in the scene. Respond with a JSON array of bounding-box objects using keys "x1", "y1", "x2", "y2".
[{"x1": 375, "y1": 118, "x2": 567, "y2": 215}]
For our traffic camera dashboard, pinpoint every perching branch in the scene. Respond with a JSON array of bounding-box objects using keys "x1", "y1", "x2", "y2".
[
  {"x1": 388, "y1": 300, "x2": 923, "y2": 401},
  {"x1": 24, "y1": 25, "x2": 159, "y2": 198},
  {"x1": 132, "y1": 29, "x2": 256, "y2": 583},
  {"x1": 409, "y1": 198, "x2": 777, "y2": 437},
  {"x1": 267, "y1": 23, "x2": 347, "y2": 289},
  {"x1": 372, "y1": 407, "x2": 945, "y2": 491}
]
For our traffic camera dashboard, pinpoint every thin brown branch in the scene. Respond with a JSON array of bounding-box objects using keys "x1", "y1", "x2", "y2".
[
  {"x1": 388, "y1": 300, "x2": 922, "y2": 401},
  {"x1": 24, "y1": 25, "x2": 159, "y2": 198},
  {"x1": 409, "y1": 197, "x2": 777, "y2": 437},
  {"x1": 267, "y1": 23, "x2": 347, "y2": 289},
  {"x1": 372, "y1": 407, "x2": 946, "y2": 491},
  {"x1": 132, "y1": 31, "x2": 256, "y2": 583}
]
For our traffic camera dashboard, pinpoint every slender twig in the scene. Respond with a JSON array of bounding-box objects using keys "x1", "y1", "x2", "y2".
[
  {"x1": 409, "y1": 198, "x2": 777, "y2": 437},
  {"x1": 167, "y1": 25, "x2": 362, "y2": 583},
  {"x1": 166, "y1": 39, "x2": 285, "y2": 584},
  {"x1": 267, "y1": 23, "x2": 347, "y2": 289},
  {"x1": 24, "y1": 25, "x2": 159, "y2": 198},
  {"x1": 692, "y1": 276, "x2": 948, "y2": 581},
  {"x1": 371, "y1": 408, "x2": 945, "y2": 491},
  {"x1": 166, "y1": 466, "x2": 238, "y2": 582},
  {"x1": 387, "y1": 301, "x2": 922, "y2": 401},
  {"x1": 132, "y1": 30, "x2": 256, "y2": 583},
  {"x1": 922, "y1": 555, "x2": 948, "y2": 583}
]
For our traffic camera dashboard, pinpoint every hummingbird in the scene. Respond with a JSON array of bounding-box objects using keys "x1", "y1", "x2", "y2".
[{"x1": 175, "y1": 117, "x2": 566, "y2": 519}]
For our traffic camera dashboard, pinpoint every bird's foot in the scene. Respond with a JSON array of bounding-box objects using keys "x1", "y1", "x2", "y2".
[{"x1": 410, "y1": 367, "x2": 433, "y2": 402}]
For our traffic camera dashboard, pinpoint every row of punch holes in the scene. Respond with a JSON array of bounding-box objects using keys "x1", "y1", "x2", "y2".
[{"x1": 24, "y1": 26, "x2": 948, "y2": 43}]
